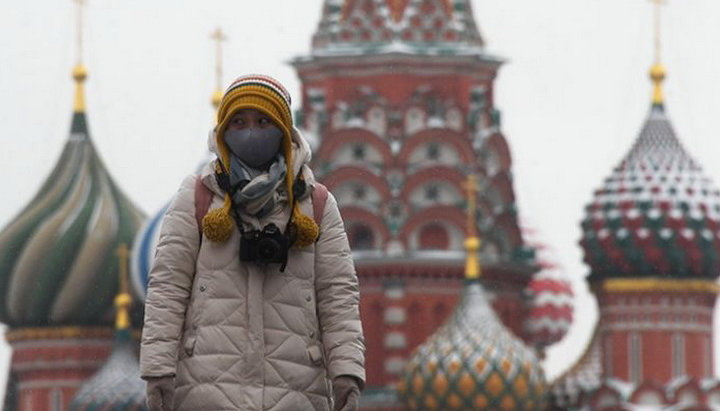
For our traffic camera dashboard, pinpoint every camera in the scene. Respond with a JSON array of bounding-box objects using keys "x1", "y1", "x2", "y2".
[{"x1": 239, "y1": 223, "x2": 290, "y2": 269}]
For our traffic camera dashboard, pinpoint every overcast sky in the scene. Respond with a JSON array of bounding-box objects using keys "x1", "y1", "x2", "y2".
[{"x1": 2, "y1": 0, "x2": 720, "y2": 396}]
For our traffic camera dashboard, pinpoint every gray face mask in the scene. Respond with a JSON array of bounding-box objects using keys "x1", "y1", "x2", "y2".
[{"x1": 223, "y1": 127, "x2": 283, "y2": 169}]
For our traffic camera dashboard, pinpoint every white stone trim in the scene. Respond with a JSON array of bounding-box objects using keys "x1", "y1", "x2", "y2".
[
  {"x1": 384, "y1": 307, "x2": 406, "y2": 325},
  {"x1": 384, "y1": 357, "x2": 406, "y2": 375},
  {"x1": 384, "y1": 332, "x2": 407, "y2": 349}
]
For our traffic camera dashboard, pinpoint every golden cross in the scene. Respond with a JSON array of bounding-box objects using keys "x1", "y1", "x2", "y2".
[
  {"x1": 649, "y1": 0, "x2": 667, "y2": 63},
  {"x1": 73, "y1": 0, "x2": 86, "y2": 64},
  {"x1": 211, "y1": 27, "x2": 227, "y2": 91}
]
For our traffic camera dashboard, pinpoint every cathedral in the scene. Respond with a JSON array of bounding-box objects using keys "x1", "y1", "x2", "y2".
[{"x1": 0, "y1": 0, "x2": 717, "y2": 410}]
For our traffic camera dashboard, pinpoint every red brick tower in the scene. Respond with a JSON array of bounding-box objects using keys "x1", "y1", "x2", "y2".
[{"x1": 293, "y1": 0, "x2": 542, "y2": 404}]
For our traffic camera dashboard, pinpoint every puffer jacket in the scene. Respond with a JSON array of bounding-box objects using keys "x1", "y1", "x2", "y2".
[{"x1": 139, "y1": 129, "x2": 365, "y2": 411}]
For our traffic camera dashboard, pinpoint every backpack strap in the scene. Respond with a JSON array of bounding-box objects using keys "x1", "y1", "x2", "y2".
[
  {"x1": 311, "y1": 183, "x2": 329, "y2": 229},
  {"x1": 194, "y1": 176, "x2": 214, "y2": 238}
]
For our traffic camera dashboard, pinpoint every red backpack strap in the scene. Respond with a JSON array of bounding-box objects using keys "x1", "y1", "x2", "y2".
[
  {"x1": 311, "y1": 183, "x2": 329, "y2": 229},
  {"x1": 194, "y1": 176, "x2": 214, "y2": 237}
]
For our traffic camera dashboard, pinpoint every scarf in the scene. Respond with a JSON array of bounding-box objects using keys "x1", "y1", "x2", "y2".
[{"x1": 228, "y1": 154, "x2": 286, "y2": 218}]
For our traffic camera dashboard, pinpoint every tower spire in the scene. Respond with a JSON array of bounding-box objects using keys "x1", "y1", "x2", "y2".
[
  {"x1": 210, "y1": 27, "x2": 227, "y2": 110},
  {"x1": 72, "y1": 0, "x2": 88, "y2": 113},
  {"x1": 649, "y1": 0, "x2": 667, "y2": 109},
  {"x1": 114, "y1": 244, "x2": 132, "y2": 331},
  {"x1": 462, "y1": 174, "x2": 481, "y2": 280}
]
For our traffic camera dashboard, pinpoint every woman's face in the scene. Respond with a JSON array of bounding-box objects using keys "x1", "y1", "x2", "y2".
[
  {"x1": 227, "y1": 109, "x2": 277, "y2": 130},
  {"x1": 222, "y1": 108, "x2": 284, "y2": 168}
]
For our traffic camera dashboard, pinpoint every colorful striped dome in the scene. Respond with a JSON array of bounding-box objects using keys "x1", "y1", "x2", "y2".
[
  {"x1": 521, "y1": 222, "x2": 573, "y2": 348},
  {"x1": 524, "y1": 268, "x2": 573, "y2": 349},
  {"x1": 580, "y1": 104, "x2": 720, "y2": 280},
  {"x1": 130, "y1": 203, "x2": 168, "y2": 300},
  {"x1": 399, "y1": 280, "x2": 547, "y2": 410},
  {"x1": 0, "y1": 74, "x2": 145, "y2": 327}
]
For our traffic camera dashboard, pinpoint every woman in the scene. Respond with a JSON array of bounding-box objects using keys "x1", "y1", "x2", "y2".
[{"x1": 140, "y1": 75, "x2": 365, "y2": 411}]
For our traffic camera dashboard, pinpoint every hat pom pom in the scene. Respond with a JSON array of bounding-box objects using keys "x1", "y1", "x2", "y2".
[
  {"x1": 293, "y1": 211, "x2": 319, "y2": 247},
  {"x1": 202, "y1": 207, "x2": 234, "y2": 242}
]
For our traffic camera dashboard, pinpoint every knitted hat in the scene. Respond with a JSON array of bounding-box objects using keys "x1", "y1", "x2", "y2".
[{"x1": 203, "y1": 74, "x2": 319, "y2": 247}]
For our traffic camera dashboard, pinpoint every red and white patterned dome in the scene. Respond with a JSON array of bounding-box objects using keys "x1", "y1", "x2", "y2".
[
  {"x1": 521, "y1": 222, "x2": 574, "y2": 348},
  {"x1": 580, "y1": 104, "x2": 720, "y2": 281}
]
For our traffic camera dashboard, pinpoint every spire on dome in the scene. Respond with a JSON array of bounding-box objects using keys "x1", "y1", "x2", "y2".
[
  {"x1": 649, "y1": 0, "x2": 667, "y2": 110},
  {"x1": 210, "y1": 27, "x2": 227, "y2": 110},
  {"x1": 114, "y1": 244, "x2": 132, "y2": 331},
  {"x1": 72, "y1": 0, "x2": 87, "y2": 113},
  {"x1": 462, "y1": 174, "x2": 481, "y2": 280},
  {"x1": 650, "y1": 63, "x2": 666, "y2": 109}
]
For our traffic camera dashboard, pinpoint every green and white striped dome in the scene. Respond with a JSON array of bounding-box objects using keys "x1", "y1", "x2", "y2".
[{"x1": 0, "y1": 72, "x2": 145, "y2": 327}]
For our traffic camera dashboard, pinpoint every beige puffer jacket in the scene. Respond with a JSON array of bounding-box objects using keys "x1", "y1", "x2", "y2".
[{"x1": 140, "y1": 129, "x2": 365, "y2": 411}]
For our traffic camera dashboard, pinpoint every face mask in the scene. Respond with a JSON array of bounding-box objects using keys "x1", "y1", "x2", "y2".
[{"x1": 223, "y1": 127, "x2": 283, "y2": 169}]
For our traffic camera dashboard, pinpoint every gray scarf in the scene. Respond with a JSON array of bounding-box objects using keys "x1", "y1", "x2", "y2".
[{"x1": 229, "y1": 154, "x2": 286, "y2": 217}]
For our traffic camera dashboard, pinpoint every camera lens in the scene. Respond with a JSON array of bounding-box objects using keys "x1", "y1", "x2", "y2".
[{"x1": 257, "y1": 239, "x2": 279, "y2": 260}]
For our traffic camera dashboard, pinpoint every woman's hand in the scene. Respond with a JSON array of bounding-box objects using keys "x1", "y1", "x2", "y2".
[
  {"x1": 146, "y1": 376, "x2": 175, "y2": 411},
  {"x1": 333, "y1": 375, "x2": 360, "y2": 411}
]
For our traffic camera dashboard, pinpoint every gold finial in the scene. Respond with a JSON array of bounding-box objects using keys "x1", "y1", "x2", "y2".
[
  {"x1": 72, "y1": 0, "x2": 87, "y2": 112},
  {"x1": 462, "y1": 174, "x2": 482, "y2": 280},
  {"x1": 115, "y1": 244, "x2": 132, "y2": 330},
  {"x1": 649, "y1": 0, "x2": 667, "y2": 107},
  {"x1": 210, "y1": 27, "x2": 227, "y2": 109}
]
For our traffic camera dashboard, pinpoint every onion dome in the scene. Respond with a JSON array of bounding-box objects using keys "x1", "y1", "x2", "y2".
[
  {"x1": 580, "y1": 63, "x2": 720, "y2": 281},
  {"x1": 399, "y1": 176, "x2": 547, "y2": 410},
  {"x1": 70, "y1": 245, "x2": 147, "y2": 411},
  {"x1": 520, "y1": 221, "x2": 574, "y2": 349},
  {"x1": 524, "y1": 269, "x2": 573, "y2": 349},
  {"x1": 311, "y1": 0, "x2": 486, "y2": 56},
  {"x1": 0, "y1": 65, "x2": 145, "y2": 327},
  {"x1": 130, "y1": 204, "x2": 169, "y2": 299}
]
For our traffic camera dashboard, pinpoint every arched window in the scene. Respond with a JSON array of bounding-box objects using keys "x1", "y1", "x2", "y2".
[
  {"x1": 349, "y1": 223, "x2": 375, "y2": 250},
  {"x1": 368, "y1": 106, "x2": 386, "y2": 135},
  {"x1": 352, "y1": 144, "x2": 366, "y2": 160},
  {"x1": 446, "y1": 107, "x2": 463, "y2": 131},
  {"x1": 672, "y1": 333, "x2": 685, "y2": 378},
  {"x1": 405, "y1": 107, "x2": 425, "y2": 135},
  {"x1": 418, "y1": 223, "x2": 449, "y2": 250},
  {"x1": 629, "y1": 332, "x2": 643, "y2": 384}
]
